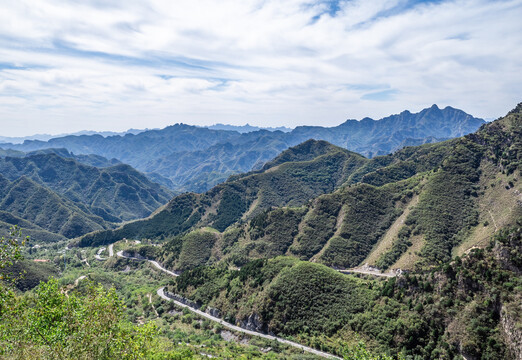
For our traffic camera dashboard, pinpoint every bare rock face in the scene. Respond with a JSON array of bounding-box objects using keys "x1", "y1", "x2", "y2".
[
  {"x1": 122, "y1": 250, "x2": 146, "y2": 260},
  {"x1": 163, "y1": 291, "x2": 201, "y2": 309},
  {"x1": 240, "y1": 313, "x2": 263, "y2": 332},
  {"x1": 500, "y1": 305, "x2": 522, "y2": 360},
  {"x1": 205, "y1": 307, "x2": 222, "y2": 318}
]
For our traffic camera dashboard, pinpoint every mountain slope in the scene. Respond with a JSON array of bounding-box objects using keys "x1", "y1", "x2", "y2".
[
  {"x1": 82, "y1": 104, "x2": 519, "y2": 274},
  {"x1": 1, "y1": 105, "x2": 484, "y2": 192},
  {"x1": 0, "y1": 175, "x2": 109, "y2": 239},
  {"x1": 0, "y1": 153, "x2": 173, "y2": 223},
  {"x1": 171, "y1": 224, "x2": 522, "y2": 359},
  {"x1": 146, "y1": 105, "x2": 484, "y2": 191},
  {"x1": 78, "y1": 140, "x2": 369, "y2": 247}
]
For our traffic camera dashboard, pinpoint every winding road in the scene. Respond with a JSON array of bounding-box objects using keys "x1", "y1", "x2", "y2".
[
  {"x1": 95, "y1": 247, "x2": 106, "y2": 261},
  {"x1": 115, "y1": 249, "x2": 341, "y2": 359},
  {"x1": 157, "y1": 287, "x2": 342, "y2": 359}
]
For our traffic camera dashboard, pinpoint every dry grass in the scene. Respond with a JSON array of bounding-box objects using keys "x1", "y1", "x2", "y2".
[
  {"x1": 454, "y1": 161, "x2": 521, "y2": 257},
  {"x1": 363, "y1": 195, "x2": 420, "y2": 266},
  {"x1": 391, "y1": 235, "x2": 425, "y2": 270},
  {"x1": 241, "y1": 197, "x2": 259, "y2": 220}
]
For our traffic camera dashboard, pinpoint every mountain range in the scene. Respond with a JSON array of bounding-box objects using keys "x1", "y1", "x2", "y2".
[
  {"x1": 73, "y1": 103, "x2": 521, "y2": 359},
  {"x1": 0, "y1": 152, "x2": 174, "y2": 241},
  {"x1": 3, "y1": 102, "x2": 520, "y2": 360},
  {"x1": 1, "y1": 105, "x2": 484, "y2": 192},
  {"x1": 79, "y1": 104, "x2": 520, "y2": 273}
]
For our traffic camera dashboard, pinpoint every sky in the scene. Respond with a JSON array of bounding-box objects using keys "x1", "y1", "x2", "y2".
[{"x1": 0, "y1": 0, "x2": 521, "y2": 136}]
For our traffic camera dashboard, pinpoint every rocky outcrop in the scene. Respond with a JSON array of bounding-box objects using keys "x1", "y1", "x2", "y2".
[
  {"x1": 206, "y1": 307, "x2": 221, "y2": 318},
  {"x1": 122, "y1": 250, "x2": 146, "y2": 260},
  {"x1": 239, "y1": 313, "x2": 264, "y2": 332},
  {"x1": 500, "y1": 305, "x2": 522, "y2": 360},
  {"x1": 163, "y1": 291, "x2": 202, "y2": 309}
]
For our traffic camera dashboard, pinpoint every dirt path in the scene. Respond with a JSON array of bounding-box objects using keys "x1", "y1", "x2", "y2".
[
  {"x1": 64, "y1": 275, "x2": 87, "y2": 297},
  {"x1": 148, "y1": 293, "x2": 159, "y2": 317},
  {"x1": 487, "y1": 209, "x2": 499, "y2": 231}
]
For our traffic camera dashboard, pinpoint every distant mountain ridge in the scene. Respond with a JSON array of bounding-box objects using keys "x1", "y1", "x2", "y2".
[
  {"x1": 1, "y1": 105, "x2": 484, "y2": 192},
  {"x1": 205, "y1": 123, "x2": 292, "y2": 133},
  {"x1": 0, "y1": 128, "x2": 150, "y2": 144}
]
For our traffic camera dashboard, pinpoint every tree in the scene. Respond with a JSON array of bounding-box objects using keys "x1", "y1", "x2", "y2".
[
  {"x1": 0, "y1": 227, "x2": 193, "y2": 359},
  {"x1": 341, "y1": 340, "x2": 398, "y2": 360}
]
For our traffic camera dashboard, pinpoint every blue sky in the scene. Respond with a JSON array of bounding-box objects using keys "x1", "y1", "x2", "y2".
[{"x1": 0, "y1": 0, "x2": 521, "y2": 136}]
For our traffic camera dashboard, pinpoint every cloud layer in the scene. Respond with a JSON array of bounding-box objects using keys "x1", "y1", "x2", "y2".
[{"x1": 1, "y1": 0, "x2": 521, "y2": 135}]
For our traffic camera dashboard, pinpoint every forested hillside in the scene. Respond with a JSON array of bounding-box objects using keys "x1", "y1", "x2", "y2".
[
  {"x1": 170, "y1": 225, "x2": 522, "y2": 359},
  {"x1": 78, "y1": 140, "x2": 368, "y2": 247},
  {"x1": 157, "y1": 104, "x2": 520, "y2": 359},
  {"x1": 0, "y1": 152, "x2": 174, "y2": 241}
]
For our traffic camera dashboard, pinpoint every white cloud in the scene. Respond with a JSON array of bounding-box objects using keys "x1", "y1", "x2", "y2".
[{"x1": 0, "y1": 0, "x2": 521, "y2": 135}]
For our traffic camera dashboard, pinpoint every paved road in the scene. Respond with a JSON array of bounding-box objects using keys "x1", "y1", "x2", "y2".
[
  {"x1": 118, "y1": 251, "x2": 340, "y2": 359},
  {"x1": 339, "y1": 268, "x2": 396, "y2": 278},
  {"x1": 149, "y1": 260, "x2": 179, "y2": 277},
  {"x1": 116, "y1": 251, "x2": 179, "y2": 277},
  {"x1": 108, "y1": 244, "x2": 114, "y2": 257},
  {"x1": 157, "y1": 287, "x2": 342, "y2": 359},
  {"x1": 95, "y1": 247, "x2": 106, "y2": 261}
]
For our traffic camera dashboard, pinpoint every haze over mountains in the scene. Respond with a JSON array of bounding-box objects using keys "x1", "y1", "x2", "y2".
[
  {"x1": 0, "y1": 152, "x2": 173, "y2": 241},
  {"x1": 1, "y1": 105, "x2": 484, "y2": 193}
]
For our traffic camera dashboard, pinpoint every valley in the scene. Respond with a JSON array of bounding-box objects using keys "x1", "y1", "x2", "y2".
[
  {"x1": 1, "y1": 104, "x2": 520, "y2": 359},
  {"x1": 2, "y1": 2, "x2": 521, "y2": 358}
]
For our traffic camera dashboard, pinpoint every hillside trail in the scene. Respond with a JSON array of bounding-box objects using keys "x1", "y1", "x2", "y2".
[{"x1": 116, "y1": 250, "x2": 342, "y2": 359}]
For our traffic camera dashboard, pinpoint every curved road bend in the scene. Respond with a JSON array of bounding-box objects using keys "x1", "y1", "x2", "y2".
[
  {"x1": 95, "y1": 247, "x2": 106, "y2": 261},
  {"x1": 117, "y1": 251, "x2": 341, "y2": 359},
  {"x1": 157, "y1": 287, "x2": 342, "y2": 359}
]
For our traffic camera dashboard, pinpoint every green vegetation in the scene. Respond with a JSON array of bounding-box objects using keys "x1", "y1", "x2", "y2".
[
  {"x1": 81, "y1": 105, "x2": 522, "y2": 275},
  {"x1": 4, "y1": 105, "x2": 482, "y2": 192},
  {"x1": 173, "y1": 223, "x2": 522, "y2": 359},
  {"x1": 318, "y1": 184, "x2": 403, "y2": 268},
  {"x1": 79, "y1": 140, "x2": 369, "y2": 248},
  {"x1": 0, "y1": 152, "x2": 174, "y2": 241},
  {"x1": 0, "y1": 153, "x2": 173, "y2": 222},
  {"x1": 2, "y1": 106, "x2": 519, "y2": 359},
  {"x1": 0, "y1": 259, "x2": 58, "y2": 291},
  {"x1": 263, "y1": 262, "x2": 369, "y2": 335},
  {"x1": 79, "y1": 192, "x2": 201, "y2": 247},
  {"x1": 409, "y1": 140, "x2": 482, "y2": 263},
  {"x1": 249, "y1": 207, "x2": 307, "y2": 257},
  {"x1": 1, "y1": 278, "x2": 164, "y2": 359},
  {"x1": 178, "y1": 230, "x2": 218, "y2": 270},
  {"x1": 211, "y1": 186, "x2": 248, "y2": 232}
]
